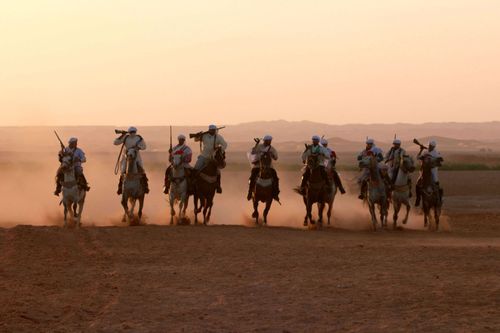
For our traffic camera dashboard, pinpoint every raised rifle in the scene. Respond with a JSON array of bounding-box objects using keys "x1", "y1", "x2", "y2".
[
  {"x1": 189, "y1": 126, "x2": 226, "y2": 139},
  {"x1": 169, "y1": 125, "x2": 173, "y2": 153},
  {"x1": 54, "y1": 131, "x2": 65, "y2": 151},
  {"x1": 413, "y1": 138, "x2": 428, "y2": 150},
  {"x1": 115, "y1": 129, "x2": 128, "y2": 135}
]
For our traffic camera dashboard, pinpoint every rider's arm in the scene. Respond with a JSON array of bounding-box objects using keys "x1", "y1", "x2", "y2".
[
  {"x1": 113, "y1": 134, "x2": 126, "y2": 145},
  {"x1": 218, "y1": 136, "x2": 228, "y2": 150},
  {"x1": 137, "y1": 137, "x2": 147, "y2": 150},
  {"x1": 271, "y1": 147, "x2": 278, "y2": 160},
  {"x1": 77, "y1": 150, "x2": 86, "y2": 163}
]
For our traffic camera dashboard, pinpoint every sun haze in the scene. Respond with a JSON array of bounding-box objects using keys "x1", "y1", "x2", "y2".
[{"x1": 1, "y1": 0, "x2": 499, "y2": 126}]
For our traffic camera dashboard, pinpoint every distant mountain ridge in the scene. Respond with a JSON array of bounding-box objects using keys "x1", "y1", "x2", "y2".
[{"x1": 0, "y1": 121, "x2": 499, "y2": 152}]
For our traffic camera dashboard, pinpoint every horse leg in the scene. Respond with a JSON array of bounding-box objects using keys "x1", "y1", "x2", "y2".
[
  {"x1": 326, "y1": 201, "x2": 333, "y2": 225},
  {"x1": 434, "y1": 206, "x2": 440, "y2": 231},
  {"x1": 121, "y1": 195, "x2": 129, "y2": 223},
  {"x1": 138, "y1": 196, "x2": 144, "y2": 224},
  {"x1": 206, "y1": 204, "x2": 213, "y2": 224},
  {"x1": 193, "y1": 194, "x2": 199, "y2": 224},
  {"x1": 318, "y1": 202, "x2": 325, "y2": 229},
  {"x1": 170, "y1": 192, "x2": 176, "y2": 225},
  {"x1": 73, "y1": 202, "x2": 78, "y2": 218},
  {"x1": 368, "y1": 201, "x2": 377, "y2": 231},
  {"x1": 129, "y1": 199, "x2": 137, "y2": 223},
  {"x1": 252, "y1": 198, "x2": 259, "y2": 224},
  {"x1": 393, "y1": 201, "x2": 400, "y2": 229},
  {"x1": 402, "y1": 201, "x2": 410, "y2": 225},
  {"x1": 263, "y1": 200, "x2": 272, "y2": 225},
  {"x1": 63, "y1": 203, "x2": 68, "y2": 228},
  {"x1": 76, "y1": 200, "x2": 85, "y2": 228}
]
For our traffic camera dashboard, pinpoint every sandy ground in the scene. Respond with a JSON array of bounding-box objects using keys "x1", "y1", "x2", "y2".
[{"x1": 1, "y1": 166, "x2": 500, "y2": 332}]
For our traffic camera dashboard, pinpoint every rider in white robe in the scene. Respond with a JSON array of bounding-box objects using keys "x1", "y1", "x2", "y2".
[
  {"x1": 164, "y1": 134, "x2": 193, "y2": 194},
  {"x1": 415, "y1": 140, "x2": 444, "y2": 206},
  {"x1": 247, "y1": 135, "x2": 280, "y2": 201},
  {"x1": 54, "y1": 137, "x2": 90, "y2": 196},
  {"x1": 321, "y1": 138, "x2": 346, "y2": 194}
]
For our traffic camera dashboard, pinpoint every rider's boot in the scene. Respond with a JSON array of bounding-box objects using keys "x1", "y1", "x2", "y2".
[
  {"x1": 54, "y1": 170, "x2": 63, "y2": 196},
  {"x1": 216, "y1": 173, "x2": 222, "y2": 194},
  {"x1": 117, "y1": 175, "x2": 124, "y2": 195},
  {"x1": 164, "y1": 166, "x2": 171, "y2": 194},
  {"x1": 333, "y1": 170, "x2": 346, "y2": 194},
  {"x1": 358, "y1": 180, "x2": 367, "y2": 200},
  {"x1": 79, "y1": 174, "x2": 90, "y2": 192}
]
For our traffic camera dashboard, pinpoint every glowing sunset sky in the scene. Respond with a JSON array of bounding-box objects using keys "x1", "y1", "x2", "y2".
[{"x1": 1, "y1": 0, "x2": 499, "y2": 126}]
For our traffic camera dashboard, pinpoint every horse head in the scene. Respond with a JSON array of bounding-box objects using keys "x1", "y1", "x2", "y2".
[
  {"x1": 125, "y1": 147, "x2": 138, "y2": 174},
  {"x1": 171, "y1": 151, "x2": 184, "y2": 169},
  {"x1": 358, "y1": 152, "x2": 376, "y2": 170},
  {"x1": 400, "y1": 154, "x2": 415, "y2": 173},
  {"x1": 60, "y1": 151, "x2": 74, "y2": 172},
  {"x1": 307, "y1": 153, "x2": 321, "y2": 170},
  {"x1": 213, "y1": 145, "x2": 226, "y2": 169}
]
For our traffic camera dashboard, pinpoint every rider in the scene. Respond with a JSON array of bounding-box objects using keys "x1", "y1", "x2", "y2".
[
  {"x1": 321, "y1": 138, "x2": 346, "y2": 194},
  {"x1": 299, "y1": 135, "x2": 331, "y2": 194},
  {"x1": 114, "y1": 126, "x2": 150, "y2": 195},
  {"x1": 357, "y1": 138, "x2": 385, "y2": 200},
  {"x1": 164, "y1": 134, "x2": 193, "y2": 194},
  {"x1": 193, "y1": 124, "x2": 228, "y2": 193},
  {"x1": 247, "y1": 135, "x2": 280, "y2": 201},
  {"x1": 415, "y1": 140, "x2": 444, "y2": 206},
  {"x1": 385, "y1": 138, "x2": 412, "y2": 196},
  {"x1": 54, "y1": 137, "x2": 90, "y2": 196}
]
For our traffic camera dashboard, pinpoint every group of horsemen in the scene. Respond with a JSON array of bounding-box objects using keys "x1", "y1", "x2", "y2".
[{"x1": 54, "y1": 125, "x2": 443, "y2": 206}]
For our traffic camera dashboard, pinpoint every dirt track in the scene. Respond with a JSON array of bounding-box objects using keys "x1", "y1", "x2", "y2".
[{"x1": 1, "y1": 213, "x2": 500, "y2": 332}]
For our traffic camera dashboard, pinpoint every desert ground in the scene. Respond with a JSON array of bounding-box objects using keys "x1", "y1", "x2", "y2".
[{"x1": 1, "y1": 152, "x2": 500, "y2": 332}]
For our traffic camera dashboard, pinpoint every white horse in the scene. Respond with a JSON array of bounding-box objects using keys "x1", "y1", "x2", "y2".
[
  {"x1": 59, "y1": 153, "x2": 86, "y2": 228},
  {"x1": 325, "y1": 159, "x2": 338, "y2": 225},
  {"x1": 168, "y1": 153, "x2": 189, "y2": 225},
  {"x1": 359, "y1": 154, "x2": 389, "y2": 231},
  {"x1": 121, "y1": 147, "x2": 145, "y2": 224},
  {"x1": 391, "y1": 154, "x2": 415, "y2": 228}
]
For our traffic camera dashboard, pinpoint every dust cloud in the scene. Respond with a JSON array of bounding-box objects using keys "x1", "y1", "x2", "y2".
[{"x1": 0, "y1": 153, "x2": 447, "y2": 231}]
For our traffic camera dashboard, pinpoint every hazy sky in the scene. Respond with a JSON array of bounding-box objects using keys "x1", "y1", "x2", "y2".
[{"x1": 1, "y1": 0, "x2": 499, "y2": 126}]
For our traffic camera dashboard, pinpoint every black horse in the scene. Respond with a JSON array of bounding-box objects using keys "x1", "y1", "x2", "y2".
[
  {"x1": 193, "y1": 147, "x2": 225, "y2": 225},
  {"x1": 296, "y1": 154, "x2": 329, "y2": 228},
  {"x1": 250, "y1": 151, "x2": 277, "y2": 225}
]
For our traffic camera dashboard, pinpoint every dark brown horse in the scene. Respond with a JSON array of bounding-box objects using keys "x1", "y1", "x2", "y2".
[
  {"x1": 193, "y1": 147, "x2": 225, "y2": 225},
  {"x1": 296, "y1": 154, "x2": 329, "y2": 228},
  {"x1": 250, "y1": 151, "x2": 275, "y2": 225},
  {"x1": 421, "y1": 155, "x2": 442, "y2": 230}
]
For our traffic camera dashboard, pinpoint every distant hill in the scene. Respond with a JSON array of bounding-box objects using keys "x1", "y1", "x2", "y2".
[{"x1": 0, "y1": 121, "x2": 499, "y2": 153}]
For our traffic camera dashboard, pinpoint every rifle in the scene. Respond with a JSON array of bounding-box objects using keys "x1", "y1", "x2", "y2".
[
  {"x1": 54, "y1": 131, "x2": 65, "y2": 151},
  {"x1": 189, "y1": 126, "x2": 226, "y2": 139},
  {"x1": 413, "y1": 138, "x2": 428, "y2": 150},
  {"x1": 169, "y1": 125, "x2": 173, "y2": 153},
  {"x1": 115, "y1": 129, "x2": 128, "y2": 135}
]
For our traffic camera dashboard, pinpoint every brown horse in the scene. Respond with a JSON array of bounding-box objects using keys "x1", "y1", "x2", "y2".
[
  {"x1": 250, "y1": 151, "x2": 276, "y2": 225},
  {"x1": 193, "y1": 147, "x2": 225, "y2": 225}
]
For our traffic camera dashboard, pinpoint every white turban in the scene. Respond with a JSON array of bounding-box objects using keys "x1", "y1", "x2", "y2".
[
  {"x1": 320, "y1": 138, "x2": 328, "y2": 145},
  {"x1": 68, "y1": 137, "x2": 78, "y2": 144},
  {"x1": 393, "y1": 139, "x2": 401, "y2": 145},
  {"x1": 312, "y1": 135, "x2": 320, "y2": 141},
  {"x1": 366, "y1": 138, "x2": 375, "y2": 144},
  {"x1": 208, "y1": 124, "x2": 217, "y2": 130},
  {"x1": 429, "y1": 140, "x2": 437, "y2": 147},
  {"x1": 178, "y1": 134, "x2": 186, "y2": 140},
  {"x1": 128, "y1": 126, "x2": 137, "y2": 133},
  {"x1": 263, "y1": 135, "x2": 272, "y2": 141}
]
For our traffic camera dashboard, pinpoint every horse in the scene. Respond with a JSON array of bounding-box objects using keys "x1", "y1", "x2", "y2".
[
  {"x1": 59, "y1": 152, "x2": 86, "y2": 228},
  {"x1": 359, "y1": 153, "x2": 389, "y2": 231},
  {"x1": 120, "y1": 147, "x2": 146, "y2": 225},
  {"x1": 250, "y1": 151, "x2": 275, "y2": 225},
  {"x1": 168, "y1": 153, "x2": 190, "y2": 225},
  {"x1": 193, "y1": 146, "x2": 225, "y2": 225},
  {"x1": 391, "y1": 154, "x2": 415, "y2": 228},
  {"x1": 324, "y1": 157, "x2": 338, "y2": 226},
  {"x1": 297, "y1": 154, "x2": 329, "y2": 228},
  {"x1": 420, "y1": 155, "x2": 442, "y2": 230}
]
